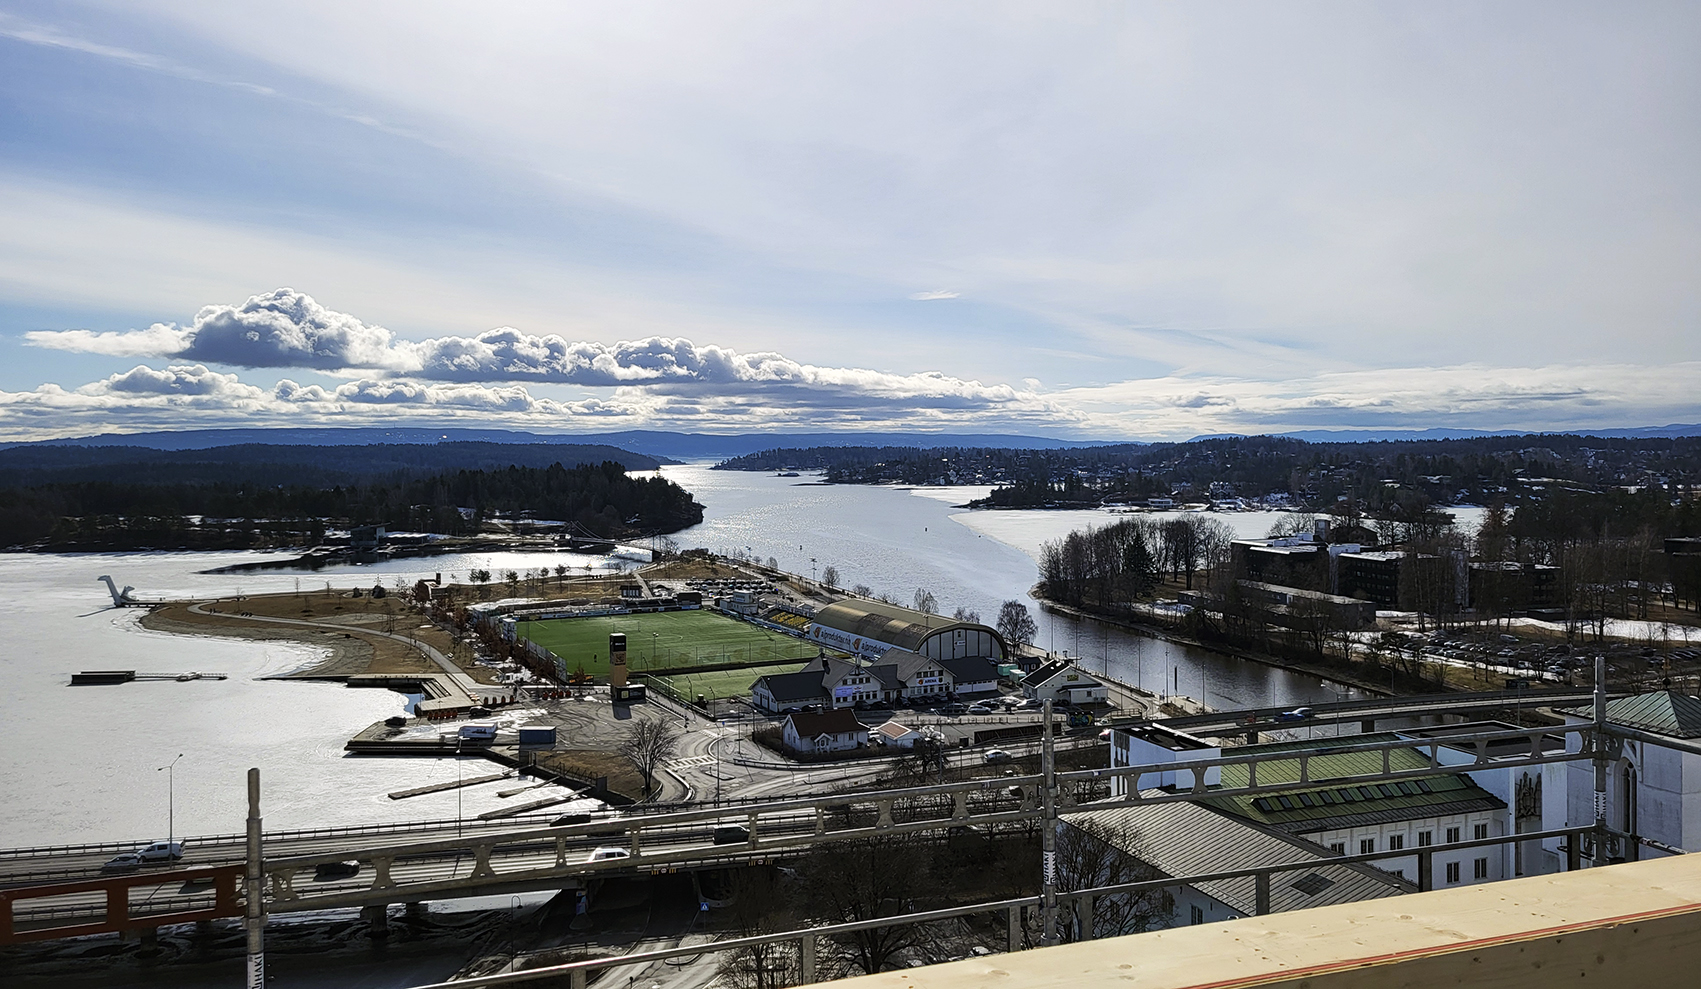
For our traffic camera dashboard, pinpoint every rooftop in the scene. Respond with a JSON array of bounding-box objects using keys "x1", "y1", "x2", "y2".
[
  {"x1": 1559, "y1": 690, "x2": 1701, "y2": 740},
  {"x1": 1063, "y1": 795, "x2": 1408, "y2": 917},
  {"x1": 1199, "y1": 734, "x2": 1505, "y2": 832}
]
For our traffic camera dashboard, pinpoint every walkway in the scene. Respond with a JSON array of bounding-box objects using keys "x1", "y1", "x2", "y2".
[{"x1": 187, "y1": 600, "x2": 490, "y2": 712}]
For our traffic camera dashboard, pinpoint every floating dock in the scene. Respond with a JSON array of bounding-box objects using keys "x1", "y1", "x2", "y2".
[{"x1": 69, "y1": 670, "x2": 229, "y2": 685}]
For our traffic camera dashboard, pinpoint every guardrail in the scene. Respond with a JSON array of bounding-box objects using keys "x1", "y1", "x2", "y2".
[{"x1": 398, "y1": 823, "x2": 1617, "y2": 989}]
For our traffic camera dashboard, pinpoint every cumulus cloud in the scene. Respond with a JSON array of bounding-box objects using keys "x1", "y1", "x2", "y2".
[{"x1": 23, "y1": 289, "x2": 1060, "y2": 417}]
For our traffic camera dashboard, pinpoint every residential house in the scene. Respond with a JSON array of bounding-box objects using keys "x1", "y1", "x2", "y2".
[
  {"x1": 1023, "y1": 660, "x2": 1109, "y2": 706},
  {"x1": 781, "y1": 708, "x2": 869, "y2": 755}
]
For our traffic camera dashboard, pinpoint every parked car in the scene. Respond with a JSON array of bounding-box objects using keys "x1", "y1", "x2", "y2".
[
  {"x1": 983, "y1": 749, "x2": 1013, "y2": 764},
  {"x1": 713, "y1": 826, "x2": 751, "y2": 845},
  {"x1": 135, "y1": 840, "x2": 183, "y2": 862},
  {"x1": 101, "y1": 853, "x2": 143, "y2": 873},
  {"x1": 941, "y1": 703, "x2": 968, "y2": 715},
  {"x1": 966, "y1": 703, "x2": 994, "y2": 715},
  {"x1": 1016, "y1": 698, "x2": 1044, "y2": 710},
  {"x1": 587, "y1": 847, "x2": 631, "y2": 862},
  {"x1": 314, "y1": 861, "x2": 361, "y2": 880}
]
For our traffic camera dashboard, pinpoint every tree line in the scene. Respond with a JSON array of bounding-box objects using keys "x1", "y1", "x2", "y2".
[{"x1": 0, "y1": 460, "x2": 703, "y2": 551}]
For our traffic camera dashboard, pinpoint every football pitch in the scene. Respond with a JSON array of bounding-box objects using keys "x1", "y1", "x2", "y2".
[
  {"x1": 514, "y1": 609, "x2": 819, "y2": 676},
  {"x1": 654, "y1": 663, "x2": 807, "y2": 702}
]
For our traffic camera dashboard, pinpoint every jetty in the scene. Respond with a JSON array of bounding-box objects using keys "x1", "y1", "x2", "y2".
[
  {"x1": 387, "y1": 771, "x2": 514, "y2": 800},
  {"x1": 69, "y1": 670, "x2": 229, "y2": 685}
]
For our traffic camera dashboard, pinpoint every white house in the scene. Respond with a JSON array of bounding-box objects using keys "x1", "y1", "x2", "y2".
[
  {"x1": 781, "y1": 708, "x2": 869, "y2": 755},
  {"x1": 1023, "y1": 660, "x2": 1109, "y2": 705},
  {"x1": 872, "y1": 720, "x2": 923, "y2": 749}
]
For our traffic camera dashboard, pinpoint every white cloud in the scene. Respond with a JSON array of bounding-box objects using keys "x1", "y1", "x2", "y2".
[
  {"x1": 23, "y1": 290, "x2": 1065, "y2": 418},
  {"x1": 909, "y1": 290, "x2": 959, "y2": 301}
]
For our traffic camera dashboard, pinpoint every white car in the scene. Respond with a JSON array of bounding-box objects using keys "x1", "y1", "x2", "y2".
[
  {"x1": 587, "y1": 847, "x2": 631, "y2": 862},
  {"x1": 135, "y1": 840, "x2": 184, "y2": 862},
  {"x1": 983, "y1": 749, "x2": 1014, "y2": 764},
  {"x1": 101, "y1": 853, "x2": 143, "y2": 873}
]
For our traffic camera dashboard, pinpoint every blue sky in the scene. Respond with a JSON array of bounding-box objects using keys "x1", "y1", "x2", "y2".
[{"x1": 0, "y1": 1, "x2": 1696, "y2": 441}]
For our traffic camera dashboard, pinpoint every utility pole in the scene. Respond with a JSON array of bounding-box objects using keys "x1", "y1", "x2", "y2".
[
  {"x1": 1040, "y1": 699, "x2": 1059, "y2": 947},
  {"x1": 244, "y1": 768, "x2": 265, "y2": 989},
  {"x1": 158, "y1": 752, "x2": 183, "y2": 845},
  {"x1": 1592, "y1": 653, "x2": 1610, "y2": 867}
]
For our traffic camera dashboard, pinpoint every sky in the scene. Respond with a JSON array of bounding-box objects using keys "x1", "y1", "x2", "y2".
[{"x1": 0, "y1": 1, "x2": 1696, "y2": 442}]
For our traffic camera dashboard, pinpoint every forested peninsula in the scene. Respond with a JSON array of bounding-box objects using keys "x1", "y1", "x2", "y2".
[{"x1": 0, "y1": 452, "x2": 702, "y2": 551}]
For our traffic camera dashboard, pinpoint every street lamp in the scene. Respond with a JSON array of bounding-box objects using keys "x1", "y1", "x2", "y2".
[{"x1": 157, "y1": 753, "x2": 184, "y2": 845}]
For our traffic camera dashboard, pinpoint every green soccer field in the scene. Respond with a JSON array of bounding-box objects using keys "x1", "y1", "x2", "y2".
[
  {"x1": 653, "y1": 663, "x2": 807, "y2": 702},
  {"x1": 514, "y1": 609, "x2": 820, "y2": 676}
]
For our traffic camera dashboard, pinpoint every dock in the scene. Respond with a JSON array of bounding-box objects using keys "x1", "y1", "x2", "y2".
[
  {"x1": 477, "y1": 792, "x2": 584, "y2": 819},
  {"x1": 387, "y1": 771, "x2": 514, "y2": 800},
  {"x1": 69, "y1": 670, "x2": 229, "y2": 685}
]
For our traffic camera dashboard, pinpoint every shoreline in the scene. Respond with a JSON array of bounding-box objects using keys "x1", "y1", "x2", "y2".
[{"x1": 1032, "y1": 590, "x2": 1399, "y2": 698}]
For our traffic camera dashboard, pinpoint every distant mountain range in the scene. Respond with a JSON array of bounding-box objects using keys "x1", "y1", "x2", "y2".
[
  {"x1": 7, "y1": 427, "x2": 1113, "y2": 461},
  {"x1": 1213, "y1": 425, "x2": 1701, "y2": 443},
  {"x1": 8, "y1": 423, "x2": 1697, "y2": 462}
]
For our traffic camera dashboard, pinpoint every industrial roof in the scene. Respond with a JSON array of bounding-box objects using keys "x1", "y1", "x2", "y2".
[
  {"x1": 1559, "y1": 690, "x2": 1701, "y2": 740},
  {"x1": 813, "y1": 599, "x2": 1004, "y2": 654},
  {"x1": 1201, "y1": 735, "x2": 1505, "y2": 833},
  {"x1": 1062, "y1": 795, "x2": 1409, "y2": 917}
]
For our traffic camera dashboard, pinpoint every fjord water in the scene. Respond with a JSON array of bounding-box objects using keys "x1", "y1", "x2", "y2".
[{"x1": 1, "y1": 465, "x2": 1372, "y2": 847}]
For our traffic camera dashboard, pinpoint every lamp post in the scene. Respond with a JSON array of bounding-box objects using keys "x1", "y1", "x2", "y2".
[{"x1": 158, "y1": 753, "x2": 184, "y2": 845}]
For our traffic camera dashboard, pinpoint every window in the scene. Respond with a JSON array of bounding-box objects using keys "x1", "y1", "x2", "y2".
[
  {"x1": 1418, "y1": 831, "x2": 1433, "y2": 847},
  {"x1": 1329, "y1": 842, "x2": 1346, "y2": 855},
  {"x1": 1392, "y1": 869, "x2": 1405, "y2": 879},
  {"x1": 1474, "y1": 824, "x2": 1489, "y2": 841},
  {"x1": 1474, "y1": 857, "x2": 1489, "y2": 879},
  {"x1": 1388, "y1": 834, "x2": 1405, "y2": 851},
  {"x1": 1446, "y1": 827, "x2": 1461, "y2": 844},
  {"x1": 1360, "y1": 838, "x2": 1375, "y2": 854},
  {"x1": 1446, "y1": 861, "x2": 1461, "y2": 883},
  {"x1": 1190, "y1": 905, "x2": 1204, "y2": 925}
]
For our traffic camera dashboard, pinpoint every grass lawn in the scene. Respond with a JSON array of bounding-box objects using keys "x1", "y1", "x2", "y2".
[
  {"x1": 515, "y1": 609, "x2": 819, "y2": 676},
  {"x1": 653, "y1": 663, "x2": 807, "y2": 702}
]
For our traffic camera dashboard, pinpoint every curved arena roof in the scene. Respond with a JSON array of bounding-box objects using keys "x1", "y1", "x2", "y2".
[{"x1": 812, "y1": 598, "x2": 1006, "y2": 655}]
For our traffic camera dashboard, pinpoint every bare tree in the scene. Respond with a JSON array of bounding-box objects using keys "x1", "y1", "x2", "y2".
[
  {"x1": 821, "y1": 565, "x2": 840, "y2": 588},
  {"x1": 619, "y1": 717, "x2": 683, "y2": 798},
  {"x1": 799, "y1": 836, "x2": 930, "y2": 975},
  {"x1": 851, "y1": 583, "x2": 873, "y2": 598},
  {"x1": 717, "y1": 867, "x2": 799, "y2": 989},
  {"x1": 1265, "y1": 513, "x2": 1317, "y2": 539},
  {"x1": 1053, "y1": 818, "x2": 1174, "y2": 941},
  {"x1": 952, "y1": 605, "x2": 981, "y2": 624},
  {"x1": 913, "y1": 588, "x2": 939, "y2": 614},
  {"x1": 997, "y1": 600, "x2": 1038, "y2": 649}
]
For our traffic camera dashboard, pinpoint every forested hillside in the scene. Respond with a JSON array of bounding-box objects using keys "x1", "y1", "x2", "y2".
[{"x1": 0, "y1": 461, "x2": 702, "y2": 551}]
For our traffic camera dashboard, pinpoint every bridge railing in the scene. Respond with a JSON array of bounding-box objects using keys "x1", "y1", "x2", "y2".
[{"x1": 396, "y1": 823, "x2": 1614, "y2": 989}]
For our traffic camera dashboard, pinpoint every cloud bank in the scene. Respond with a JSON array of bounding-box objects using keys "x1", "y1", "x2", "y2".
[
  {"x1": 25, "y1": 290, "x2": 1048, "y2": 411},
  {"x1": 10, "y1": 290, "x2": 1698, "y2": 443}
]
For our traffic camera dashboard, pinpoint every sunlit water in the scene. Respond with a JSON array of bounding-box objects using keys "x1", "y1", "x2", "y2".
[{"x1": 0, "y1": 467, "x2": 1478, "y2": 846}]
